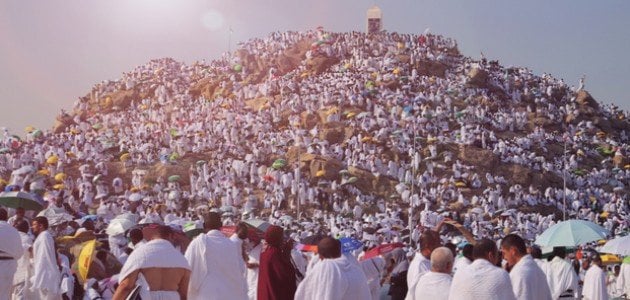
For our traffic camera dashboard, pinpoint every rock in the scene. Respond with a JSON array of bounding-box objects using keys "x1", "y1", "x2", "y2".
[
  {"x1": 107, "y1": 89, "x2": 138, "y2": 110},
  {"x1": 467, "y1": 68, "x2": 489, "y2": 87},
  {"x1": 308, "y1": 156, "x2": 344, "y2": 181},
  {"x1": 457, "y1": 146, "x2": 498, "y2": 169},
  {"x1": 189, "y1": 78, "x2": 219, "y2": 100},
  {"x1": 575, "y1": 90, "x2": 599, "y2": 110},
  {"x1": 307, "y1": 56, "x2": 340, "y2": 74},
  {"x1": 415, "y1": 60, "x2": 448, "y2": 78},
  {"x1": 245, "y1": 97, "x2": 271, "y2": 111},
  {"x1": 319, "y1": 121, "x2": 350, "y2": 145}
]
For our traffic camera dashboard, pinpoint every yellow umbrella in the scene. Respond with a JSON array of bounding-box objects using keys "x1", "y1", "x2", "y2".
[
  {"x1": 38, "y1": 169, "x2": 50, "y2": 176},
  {"x1": 120, "y1": 153, "x2": 131, "y2": 162},
  {"x1": 0, "y1": 179, "x2": 7, "y2": 186},
  {"x1": 600, "y1": 254, "x2": 621, "y2": 265},
  {"x1": 54, "y1": 173, "x2": 66, "y2": 182},
  {"x1": 316, "y1": 170, "x2": 325, "y2": 177},
  {"x1": 24, "y1": 126, "x2": 35, "y2": 133},
  {"x1": 46, "y1": 155, "x2": 59, "y2": 165},
  {"x1": 347, "y1": 112, "x2": 356, "y2": 118},
  {"x1": 77, "y1": 239, "x2": 97, "y2": 282},
  {"x1": 66, "y1": 151, "x2": 76, "y2": 158},
  {"x1": 455, "y1": 181, "x2": 467, "y2": 188},
  {"x1": 53, "y1": 184, "x2": 65, "y2": 190}
]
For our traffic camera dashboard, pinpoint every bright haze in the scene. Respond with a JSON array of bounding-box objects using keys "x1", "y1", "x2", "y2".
[{"x1": 1, "y1": 0, "x2": 629, "y2": 133}]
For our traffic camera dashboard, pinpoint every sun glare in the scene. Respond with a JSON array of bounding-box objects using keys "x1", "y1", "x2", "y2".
[{"x1": 201, "y1": 10, "x2": 224, "y2": 31}]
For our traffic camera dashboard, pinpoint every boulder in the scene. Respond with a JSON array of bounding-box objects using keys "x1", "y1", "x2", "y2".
[
  {"x1": 467, "y1": 68, "x2": 489, "y2": 87},
  {"x1": 457, "y1": 146, "x2": 498, "y2": 169},
  {"x1": 415, "y1": 60, "x2": 448, "y2": 78}
]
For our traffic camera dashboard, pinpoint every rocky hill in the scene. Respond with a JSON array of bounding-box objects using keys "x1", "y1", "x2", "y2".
[{"x1": 7, "y1": 30, "x2": 629, "y2": 221}]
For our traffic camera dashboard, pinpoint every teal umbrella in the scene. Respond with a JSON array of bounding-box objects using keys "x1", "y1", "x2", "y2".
[
  {"x1": 0, "y1": 191, "x2": 44, "y2": 211},
  {"x1": 168, "y1": 175, "x2": 181, "y2": 182},
  {"x1": 534, "y1": 220, "x2": 609, "y2": 247}
]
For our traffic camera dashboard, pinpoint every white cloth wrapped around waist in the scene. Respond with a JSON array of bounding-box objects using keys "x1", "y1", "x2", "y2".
[{"x1": 118, "y1": 238, "x2": 190, "y2": 283}]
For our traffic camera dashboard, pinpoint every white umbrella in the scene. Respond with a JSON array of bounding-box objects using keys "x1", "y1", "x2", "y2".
[
  {"x1": 128, "y1": 193, "x2": 143, "y2": 202},
  {"x1": 106, "y1": 218, "x2": 135, "y2": 236},
  {"x1": 600, "y1": 235, "x2": 630, "y2": 256},
  {"x1": 12, "y1": 165, "x2": 36, "y2": 175}
]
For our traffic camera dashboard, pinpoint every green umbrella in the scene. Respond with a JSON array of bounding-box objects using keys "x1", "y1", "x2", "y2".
[
  {"x1": 534, "y1": 220, "x2": 609, "y2": 247},
  {"x1": 32, "y1": 129, "x2": 43, "y2": 138},
  {"x1": 0, "y1": 191, "x2": 44, "y2": 211},
  {"x1": 196, "y1": 160, "x2": 207, "y2": 166},
  {"x1": 243, "y1": 219, "x2": 272, "y2": 232},
  {"x1": 272, "y1": 159, "x2": 287, "y2": 170},
  {"x1": 0, "y1": 148, "x2": 10, "y2": 154},
  {"x1": 168, "y1": 175, "x2": 181, "y2": 182},
  {"x1": 347, "y1": 177, "x2": 358, "y2": 183}
]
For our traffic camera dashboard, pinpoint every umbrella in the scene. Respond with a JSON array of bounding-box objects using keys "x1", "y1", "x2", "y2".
[
  {"x1": 12, "y1": 165, "x2": 36, "y2": 175},
  {"x1": 534, "y1": 220, "x2": 610, "y2": 247},
  {"x1": 339, "y1": 237, "x2": 363, "y2": 253},
  {"x1": 106, "y1": 218, "x2": 135, "y2": 236},
  {"x1": 600, "y1": 235, "x2": 630, "y2": 255},
  {"x1": 361, "y1": 242, "x2": 405, "y2": 260},
  {"x1": 0, "y1": 148, "x2": 10, "y2": 154},
  {"x1": 46, "y1": 156, "x2": 59, "y2": 165},
  {"x1": 600, "y1": 254, "x2": 622, "y2": 265},
  {"x1": 77, "y1": 239, "x2": 96, "y2": 282},
  {"x1": 128, "y1": 193, "x2": 144, "y2": 202},
  {"x1": 92, "y1": 174, "x2": 103, "y2": 183},
  {"x1": 272, "y1": 159, "x2": 287, "y2": 170},
  {"x1": 37, "y1": 207, "x2": 74, "y2": 226},
  {"x1": 168, "y1": 175, "x2": 181, "y2": 182},
  {"x1": 220, "y1": 226, "x2": 262, "y2": 244},
  {"x1": 120, "y1": 153, "x2": 131, "y2": 162},
  {"x1": 301, "y1": 234, "x2": 326, "y2": 245},
  {"x1": 295, "y1": 243, "x2": 318, "y2": 252},
  {"x1": 243, "y1": 219, "x2": 272, "y2": 233},
  {"x1": 54, "y1": 173, "x2": 67, "y2": 182},
  {"x1": 0, "y1": 191, "x2": 44, "y2": 211}
]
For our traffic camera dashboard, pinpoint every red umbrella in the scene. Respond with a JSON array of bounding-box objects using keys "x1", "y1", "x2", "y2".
[
  {"x1": 220, "y1": 226, "x2": 262, "y2": 244},
  {"x1": 361, "y1": 242, "x2": 405, "y2": 261}
]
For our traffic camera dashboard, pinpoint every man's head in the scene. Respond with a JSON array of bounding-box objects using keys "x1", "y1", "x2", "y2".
[
  {"x1": 462, "y1": 243, "x2": 474, "y2": 261},
  {"x1": 500, "y1": 234, "x2": 527, "y2": 267},
  {"x1": 264, "y1": 225, "x2": 284, "y2": 248},
  {"x1": 529, "y1": 245, "x2": 543, "y2": 259},
  {"x1": 582, "y1": 257, "x2": 591, "y2": 270},
  {"x1": 431, "y1": 247, "x2": 454, "y2": 274},
  {"x1": 236, "y1": 223, "x2": 248, "y2": 240},
  {"x1": 552, "y1": 246, "x2": 567, "y2": 259},
  {"x1": 14, "y1": 219, "x2": 30, "y2": 233},
  {"x1": 128, "y1": 228, "x2": 144, "y2": 245},
  {"x1": 0, "y1": 208, "x2": 7, "y2": 221},
  {"x1": 15, "y1": 207, "x2": 25, "y2": 218},
  {"x1": 55, "y1": 195, "x2": 64, "y2": 207},
  {"x1": 203, "y1": 212, "x2": 222, "y2": 231},
  {"x1": 31, "y1": 216, "x2": 49, "y2": 236},
  {"x1": 591, "y1": 255, "x2": 602, "y2": 268},
  {"x1": 318, "y1": 237, "x2": 341, "y2": 259},
  {"x1": 82, "y1": 219, "x2": 95, "y2": 231},
  {"x1": 419, "y1": 230, "x2": 441, "y2": 258},
  {"x1": 153, "y1": 225, "x2": 173, "y2": 242},
  {"x1": 473, "y1": 238, "x2": 500, "y2": 265}
]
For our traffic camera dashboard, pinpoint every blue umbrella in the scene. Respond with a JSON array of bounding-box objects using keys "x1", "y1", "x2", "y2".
[
  {"x1": 534, "y1": 219, "x2": 609, "y2": 247},
  {"x1": 339, "y1": 237, "x2": 363, "y2": 253}
]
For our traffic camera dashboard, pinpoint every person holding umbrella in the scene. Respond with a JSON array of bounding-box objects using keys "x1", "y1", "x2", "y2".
[
  {"x1": 0, "y1": 208, "x2": 24, "y2": 300},
  {"x1": 30, "y1": 216, "x2": 62, "y2": 300}
]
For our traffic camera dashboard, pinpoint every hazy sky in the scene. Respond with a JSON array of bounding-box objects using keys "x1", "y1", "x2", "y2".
[{"x1": 1, "y1": 0, "x2": 629, "y2": 133}]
